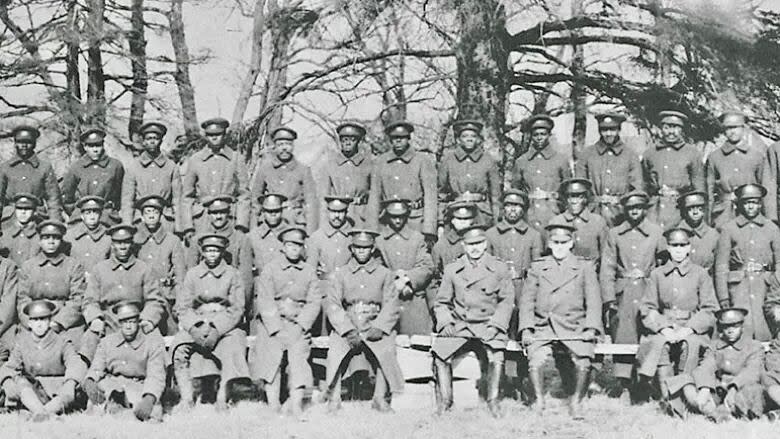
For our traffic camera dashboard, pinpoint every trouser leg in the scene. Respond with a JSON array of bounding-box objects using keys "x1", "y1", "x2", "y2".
[
  {"x1": 173, "y1": 344, "x2": 194, "y2": 408},
  {"x1": 486, "y1": 360, "x2": 503, "y2": 418},
  {"x1": 569, "y1": 365, "x2": 590, "y2": 420},
  {"x1": 433, "y1": 356, "x2": 453, "y2": 414}
]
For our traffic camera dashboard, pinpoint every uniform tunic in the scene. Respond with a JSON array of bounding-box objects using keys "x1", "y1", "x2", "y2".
[
  {"x1": 251, "y1": 258, "x2": 321, "y2": 388},
  {"x1": 251, "y1": 156, "x2": 319, "y2": 234},
  {"x1": 0, "y1": 258, "x2": 18, "y2": 349},
  {"x1": 678, "y1": 220, "x2": 719, "y2": 272},
  {"x1": 714, "y1": 214, "x2": 780, "y2": 341},
  {"x1": 182, "y1": 147, "x2": 251, "y2": 230},
  {"x1": 376, "y1": 226, "x2": 434, "y2": 335},
  {"x1": 368, "y1": 148, "x2": 438, "y2": 235},
  {"x1": 0, "y1": 221, "x2": 40, "y2": 266},
  {"x1": 549, "y1": 210, "x2": 609, "y2": 263},
  {"x1": 63, "y1": 223, "x2": 111, "y2": 277},
  {"x1": 642, "y1": 142, "x2": 705, "y2": 229},
  {"x1": 705, "y1": 141, "x2": 776, "y2": 229},
  {"x1": 325, "y1": 258, "x2": 404, "y2": 394},
  {"x1": 439, "y1": 147, "x2": 501, "y2": 224},
  {"x1": 324, "y1": 151, "x2": 373, "y2": 224},
  {"x1": 306, "y1": 222, "x2": 352, "y2": 278},
  {"x1": 248, "y1": 222, "x2": 285, "y2": 276},
  {"x1": 575, "y1": 139, "x2": 643, "y2": 227},
  {"x1": 60, "y1": 154, "x2": 125, "y2": 221},
  {"x1": 0, "y1": 153, "x2": 63, "y2": 223},
  {"x1": 511, "y1": 144, "x2": 571, "y2": 231},
  {"x1": 121, "y1": 152, "x2": 191, "y2": 233}
]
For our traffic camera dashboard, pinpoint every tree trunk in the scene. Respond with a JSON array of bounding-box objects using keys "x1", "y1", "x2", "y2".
[
  {"x1": 128, "y1": 0, "x2": 148, "y2": 138},
  {"x1": 169, "y1": 0, "x2": 199, "y2": 139},
  {"x1": 569, "y1": 0, "x2": 587, "y2": 161},
  {"x1": 64, "y1": 0, "x2": 82, "y2": 156},
  {"x1": 86, "y1": 0, "x2": 106, "y2": 125},
  {"x1": 231, "y1": 0, "x2": 269, "y2": 126}
]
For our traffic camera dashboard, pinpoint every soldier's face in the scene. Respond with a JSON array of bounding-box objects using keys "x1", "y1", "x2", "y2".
[
  {"x1": 202, "y1": 246, "x2": 223, "y2": 266},
  {"x1": 668, "y1": 242, "x2": 691, "y2": 263},
  {"x1": 503, "y1": 202, "x2": 525, "y2": 223},
  {"x1": 391, "y1": 136, "x2": 410, "y2": 155},
  {"x1": 450, "y1": 217, "x2": 473, "y2": 232},
  {"x1": 740, "y1": 199, "x2": 761, "y2": 219},
  {"x1": 120, "y1": 317, "x2": 140, "y2": 341},
  {"x1": 81, "y1": 208, "x2": 102, "y2": 229},
  {"x1": 720, "y1": 323, "x2": 743, "y2": 344},
  {"x1": 327, "y1": 209, "x2": 347, "y2": 229},
  {"x1": 143, "y1": 133, "x2": 162, "y2": 153},
  {"x1": 339, "y1": 135, "x2": 360, "y2": 156},
  {"x1": 40, "y1": 233, "x2": 62, "y2": 255},
  {"x1": 205, "y1": 132, "x2": 225, "y2": 148},
  {"x1": 14, "y1": 139, "x2": 35, "y2": 159},
  {"x1": 28, "y1": 317, "x2": 50, "y2": 338},
  {"x1": 530, "y1": 128, "x2": 550, "y2": 149},
  {"x1": 15, "y1": 207, "x2": 34, "y2": 224},
  {"x1": 351, "y1": 245, "x2": 373, "y2": 264},
  {"x1": 599, "y1": 127, "x2": 620, "y2": 145},
  {"x1": 549, "y1": 236, "x2": 574, "y2": 260},
  {"x1": 567, "y1": 193, "x2": 588, "y2": 215},
  {"x1": 626, "y1": 205, "x2": 646, "y2": 223},
  {"x1": 724, "y1": 125, "x2": 744, "y2": 144},
  {"x1": 661, "y1": 123, "x2": 683, "y2": 144},
  {"x1": 388, "y1": 214, "x2": 408, "y2": 231},
  {"x1": 112, "y1": 239, "x2": 133, "y2": 261},
  {"x1": 457, "y1": 130, "x2": 480, "y2": 151},
  {"x1": 684, "y1": 205, "x2": 705, "y2": 224},
  {"x1": 263, "y1": 209, "x2": 283, "y2": 227},
  {"x1": 273, "y1": 139, "x2": 294, "y2": 162},
  {"x1": 83, "y1": 142, "x2": 105, "y2": 161},
  {"x1": 141, "y1": 207, "x2": 162, "y2": 228},
  {"x1": 209, "y1": 210, "x2": 230, "y2": 229},
  {"x1": 282, "y1": 241, "x2": 304, "y2": 261},
  {"x1": 463, "y1": 240, "x2": 488, "y2": 260}
]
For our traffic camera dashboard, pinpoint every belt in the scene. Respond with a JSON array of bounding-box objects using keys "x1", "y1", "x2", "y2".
[
  {"x1": 658, "y1": 186, "x2": 680, "y2": 198},
  {"x1": 505, "y1": 261, "x2": 527, "y2": 280},
  {"x1": 596, "y1": 194, "x2": 621, "y2": 205},
  {"x1": 739, "y1": 262, "x2": 772, "y2": 273},
  {"x1": 457, "y1": 191, "x2": 486, "y2": 202},
  {"x1": 528, "y1": 188, "x2": 557, "y2": 200},
  {"x1": 352, "y1": 194, "x2": 369, "y2": 205},
  {"x1": 664, "y1": 309, "x2": 692, "y2": 320},
  {"x1": 347, "y1": 301, "x2": 381, "y2": 312},
  {"x1": 617, "y1": 268, "x2": 648, "y2": 279},
  {"x1": 408, "y1": 198, "x2": 424, "y2": 210}
]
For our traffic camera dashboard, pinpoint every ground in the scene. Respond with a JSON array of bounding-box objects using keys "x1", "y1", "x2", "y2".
[{"x1": 0, "y1": 394, "x2": 776, "y2": 439}]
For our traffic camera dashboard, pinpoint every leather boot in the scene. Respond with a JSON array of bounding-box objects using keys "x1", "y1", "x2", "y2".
[
  {"x1": 486, "y1": 361, "x2": 503, "y2": 418},
  {"x1": 529, "y1": 367, "x2": 544, "y2": 414},
  {"x1": 174, "y1": 367, "x2": 194, "y2": 410},
  {"x1": 569, "y1": 366, "x2": 590, "y2": 420},
  {"x1": 371, "y1": 369, "x2": 393, "y2": 413},
  {"x1": 656, "y1": 365, "x2": 673, "y2": 414},
  {"x1": 434, "y1": 358, "x2": 453, "y2": 415}
]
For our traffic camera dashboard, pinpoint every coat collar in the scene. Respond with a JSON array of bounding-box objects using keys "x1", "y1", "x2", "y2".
[
  {"x1": 596, "y1": 139, "x2": 625, "y2": 156},
  {"x1": 720, "y1": 139, "x2": 749, "y2": 155},
  {"x1": 73, "y1": 222, "x2": 107, "y2": 241},
  {"x1": 138, "y1": 151, "x2": 168, "y2": 168},
  {"x1": 563, "y1": 210, "x2": 591, "y2": 223},
  {"x1": 656, "y1": 140, "x2": 686, "y2": 151},
  {"x1": 323, "y1": 220, "x2": 351, "y2": 238},
  {"x1": 200, "y1": 147, "x2": 230, "y2": 162},
  {"x1": 527, "y1": 144, "x2": 554, "y2": 160},
  {"x1": 116, "y1": 332, "x2": 145, "y2": 350},
  {"x1": 617, "y1": 218, "x2": 650, "y2": 237},
  {"x1": 386, "y1": 147, "x2": 414, "y2": 164},
  {"x1": 349, "y1": 257, "x2": 380, "y2": 274},
  {"x1": 80, "y1": 154, "x2": 110, "y2": 168},
  {"x1": 254, "y1": 221, "x2": 281, "y2": 239},
  {"x1": 454, "y1": 253, "x2": 498, "y2": 274},
  {"x1": 30, "y1": 330, "x2": 58, "y2": 348},
  {"x1": 678, "y1": 220, "x2": 709, "y2": 238},
  {"x1": 135, "y1": 224, "x2": 168, "y2": 245},
  {"x1": 271, "y1": 155, "x2": 299, "y2": 170},
  {"x1": 9, "y1": 153, "x2": 40, "y2": 168},
  {"x1": 663, "y1": 259, "x2": 691, "y2": 277},
  {"x1": 736, "y1": 214, "x2": 767, "y2": 228},
  {"x1": 208, "y1": 221, "x2": 235, "y2": 239},
  {"x1": 9, "y1": 221, "x2": 37, "y2": 238},
  {"x1": 454, "y1": 147, "x2": 484, "y2": 162},
  {"x1": 36, "y1": 252, "x2": 66, "y2": 267},
  {"x1": 111, "y1": 255, "x2": 137, "y2": 271},
  {"x1": 382, "y1": 225, "x2": 410, "y2": 240},
  {"x1": 715, "y1": 335, "x2": 749, "y2": 351},
  {"x1": 337, "y1": 150, "x2": 367, "y2": 166},
  {"x1": 197, "y1": 260, "x2": 227, "y2": 278},
  {"x1": 281, "y1": 258, "x2": 305, "y2": 271},
  {"x1": 495, "y1": 219, "x2": 530, "y2": 233}
]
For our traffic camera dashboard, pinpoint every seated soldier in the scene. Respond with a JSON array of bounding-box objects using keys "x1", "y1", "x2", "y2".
[
  {"x1": 172, "y1": 234, "x2": 250, "y2": 409},
  {"x1": 683, "y1": 308, "x2": 765, "y2": 421},
  {"x1": 251, "y1": 225, "x2": 321, "y2": 415},
  {"x1": 82, "y1": 301, "x2": 165, "y2": 422},
  {"x1": 519, "y1": 220, "x2": 602, "y2": 419},
  {"x1": 432, "y1": 224, "x2": 513, "y2": 418},
  {"x1": 637, "y1": 227, "x2": 717, "y2": 416},
  {"x1": 325, "y1": 229, "x2": 403, "y2": 413},
  {"x1": 0, "y1": 300, "x2": 85, "y2": 421}
]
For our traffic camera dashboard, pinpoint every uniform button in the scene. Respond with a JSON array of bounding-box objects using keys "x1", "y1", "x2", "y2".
[
  {"x1": 734, "y1": 168, "x2": 739, "y2": 172},
  {"x1": 396, "y1": 251, "x2": 401, "y2": 256},
  {"x1": 663, "y1": 165, "x2": 668, "y2": 170},
  {"x1": 85, "y1": 253, "x2": 90, "y2": 257},
  {"x1": 394, "y1": 176, "x2": 400, "y2": 180},
  {"x1": 576, "y1": 237, "x2": 580, "y2": 241},
  {"x1": 21, "y1": 176, "x2": 27, "y2": 180},
  {"x1": 510, "y1": 248, "x2": 515, "y2": 252},
  {"x1": 212, "y1": 171, "x2": 217, "y2": 175},
  {"x1": 631, "y1": 246, "x2": 636, "y2": 250},
  {"x1": 605, "y1": 188, "x2": 610, "y2": 193},
  {"x1": 633, "y1": 281, "x2": 638, "y2": 286},
  {"x1": 345, "y1": 176, "x2": 350, "y2": 180},
  {"x1": 466, "y1": 173, "x2": 472, "y2": 178},
  {"x1": 360, "y1": 285, "x2": 365, "y2": 289},
  {"x1": 536, "y1": 170, "x2": 541, "y2": 174},
  {"x1": 750, "y1": 240, "x2": 754, "y2": 245},
  {"x1": 632, "y1": 262, "x2": 637, "y2": 266},
  {"x1": 691, "y1": 249, "x2": 696, "y2": 254},
  {"x1": 660, "y1": 204, "x2": 665, "y2": 209},
  {"x1": 606, "y1": 169, "x2": 611, "y2": 174}
]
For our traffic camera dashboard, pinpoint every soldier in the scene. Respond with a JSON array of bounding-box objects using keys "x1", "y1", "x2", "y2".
[
  {"x1": 432, "y1": 201, "x2": 479, "y2": 278},
  {"x1": 677, "y1": 191, "x2": 719, "y2": 272},
  {"x1": 763, "y1": 305, "x2": 780, "y2": 420},
  {"x1": 0, "y1": 247, "x2": 18, "y2": 354},
  {"x1": 80, "y1": 225, "x2": 165, "y2": 361},
  {"x1": 82, "y1": 301, "x2": 165, "y2": 421},
  {"x1": 17, "y1": 220, "x2": 86, "y2": 346},
  {"x1": 248, "y1": 193, "x2": 288, "y2": 275},
  {"x1": 307, "y1": 196, "x2": 354, "y2": 279},
  {"x1": 121, "y1": 121, "x2": 191, "y2": 234},
  {"x1": 182, "y1": 117, "x2": 251, "y2": 233},
  {"x1": 575, "y1": 113, "x2": 642, "y2": 227},
  {"x1": 0, "y1": 125, "x2": 62, "y2": 225},
  {"x1": 0, "y1": 300, "x2": 85, "y2": 421},
  {"x1": 61, "y1": 128, "x2": 124, "y2": 225},
  {"x1": 432, "y1": 224, "x2": 513, "y2": 417},
  {"x1": 325, "y1": 229, "x2": 403, "y2": 412},
  {"x1": 133, "y1": 195, "x2": 188, "y2": 336},
  {"x1": 550, "y1": 178, "x2": 609, "y2": 263},
  {"x1": 251, "y1": 225, "x2": 321, "y2": 415},
  {"x1": 63, "y1": 196, "x2": 112, "y2": 276},
  {"x1": 511, "y1": 115, "x2": 571, "y2": 231},
  {"x1": 519, "y1": 220, "x2": 602, "y2": 419},
  {"x1": 685, "y1": 308, "x2": 765, "y2": 420},
  {"x1": 251, "y1": 127, "x2": 319, "y2": 234},
  {"x1": 642, "y1": 111, "x2": 705, "y2": 230},
  {"x1": 706, "y1": 112, "x2": 775, "y2": 229},
  {"x1": 600, "y1": 190, "x2": 665, "y2": 396},
  {"x1": 172, "y1": 234, "x2": 250, "y2": 409},
  {"x1": 325, "y1": 122, "x2": 373, "y2": 224},
  {"x1": 0, "y1": 193, "x2": 42, "y2": 265},
  {"x1": 376, "y1": 199, "x2": 434, "y2": 335},
  {"x1": 439, "y1": 119, "x2": 501, "y2": 226},
  {"x1": 637, "y1": 227, "x2": 718, "y2": 416},
  {"x1": 714, "y1": 183, "x2": 780, "y2": 342},
  {"x1": 368, "y1": 121, "x2": 437, "y2": 239}
]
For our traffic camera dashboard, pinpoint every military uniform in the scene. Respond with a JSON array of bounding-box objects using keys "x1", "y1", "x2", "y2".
[
  {"x1": 0, "y1": 194, "x2": 42, "y2": 265},
  {"x1": 307, "y1": 222, "x2": 353, "y2": 278},
  {"x1": 0, "y1": 257, "x2": 18, "y2": 351},
  {"x1": 247, "y1": 194, "x2": 287, "y2": 275},
  {"x1": 324, "y1": 123, "x2": 374, "y2": 224},
  {"x1": 549, "y1": 179, "x2": 609, "y2": 264},
  {"x1": 439, "y1": 120, "x2": 501, "y2": 225},
  {"x1": 0, "y1": 126, "x2": 63, "y2": 224}
]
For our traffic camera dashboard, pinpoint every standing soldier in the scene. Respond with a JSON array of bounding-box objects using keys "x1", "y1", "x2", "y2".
[
  {"x1": 519, "y1": 220, "x2": 602, "y2": 419},
  {"x1": 0, "y1": 194, "x2": 42, "y2": 265},
  {"x1": 251, "y1": 226, "x2": 321, "y2": 415},
  {"x1": 576, "y1": 113, "x2": 642, "y2": 227},
  {"x1": 550, "y1": 179, "x2": 609, "y2": 263},
  {"x1": 182, "y1": 118, "x2": 251, "y2": 233},
  {"x1": 17, "y1": 220, "x2": 86, "y2": 346},
  {"x1": 133, "y1": 195, "x2": 188, "y2": 336},
  {"x1": 705, "y1": 112, "x2": 775, "y2": 229},
  {"x1": 121, "y1": 121, "x2": 191, "y2": 235},
  {"x1": 368, "y1": 121, "x2": 437, "y2": 239},
  {"x1": 600, "y1": 190, "x2": 665, "y2": 398},
  {"x1": 439, "y1": 119, "x2": 501, "y2": 226},
  {"x1": 642, "y1": 111, "x2": 705, "y2": 230},
  {"x1": 0, "y1": 125, "x2": 62, "y2": 225},
  {"x1": 637, "y1": 228, "x2": 718, "y2": 416},
  {"x1": 80, "y1": 225, "x2": 165, "y2": 361},
  {"x1": 248, "y1": 193, "x2": 288, "y2": 275},
  {"x1": 325, "y1": 229, "x2": 403, "y2": 412},
  {"x1": 307, "y1": 196, "x2": 354, "y2": 279},
  {"x1": 432, "y1": 201, "x2": 479, "y2": 278},
  {"x1": 0, "y1": 300, "x2": 85, "y2": 421},
  {"x1": 677, "y1": 191, "x2": 719, "y2": 272},
  {"x1": 61, "y1": 128, "x2": 124, "y2": 225},
  {"x1": 63, "y1": 196, "x2": 111, "y2": 276},
  {"x1": 82, "y1": 301, "x2": 166, "y2": 422},
  {"x1": 511, "y1": 115, "x2": 571, "y2": 231},
  {"x1": 251, "y1": 127, "x2": 319, "y2": 234},
  {"x1": 432, "y1": 224, "x2": 513, "y2": 417},
  {"x1": 172, "y1": 234, "x2": 250, "y2": 409},
  {"x1": 714, "y1": 183, "x2": 780, "y2": 342},
  {"x1": 376, "y1": 199, "x2": 434, "y2": 335},
  {"x1": 325, "y1": 122, "x2": 373, "y2": 224}
]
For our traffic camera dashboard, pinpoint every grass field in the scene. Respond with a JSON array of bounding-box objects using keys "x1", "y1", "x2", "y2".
[{"x1": 0, "y1": 393, "x2": 777, "y2": 439}]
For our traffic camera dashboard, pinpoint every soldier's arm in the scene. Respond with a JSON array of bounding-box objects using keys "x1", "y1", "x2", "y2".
[
  {"x1": 372, "y1": 271, "x2": 401, "y2": 334},
  {"x1": 762, "y1": 151, "x2": 778, "y2": 222},
  {"x1": 639, "y1": 270, "x2": 670, "y2": 333},
  {"x1": 433, "y1": 266, "x2": 457, "y2": 332},
  {"x1": 690, "y1": 149, "x2": 706, "y2": 193},
  {"x1": 139, "y1": 269, "x2": 165, "y2": 328},
  {"x1": 573, "y1": 153, "x2": 587, "y2": 179},
  {"x1": 247, "y1": 161, "x2": 264, "y2": 230},
  {"x1": 583, "y1": 260, "x2": 604, "y2": 333},
  {"x1": 233, "y1": 154, "x2": 252, "y2": 231},
  {"x1": 732, "y1": 344, "x2": 765, "y2": 389},
  {"x1": 170, "y1": 239, "x2": 188, "y2": 302},
  {"x1": 687, "y1": 270, "x2": 717, "y2": 334},
  {"x1": 255, "y1": 267, "x2": 284, "y2": 335},
  {"x1": 15, "y1": 264, "x2": 32, "y2": 329},
  {"x1": 119, "y1": 164, "x2": 137, "y2": 224},
  {"x1": 405, "y1": 237, "x2": 434, "y2": 291},
  {"x1": 692, "y1": 346, "x2": 718, "y2": 389},
  {"x1": 211, "y1": 270, "x2": 245, "y2": 337},
  {"x1": 510, "y1": 159, "x2": 525, "y2": 191},
  {"x1": 325, "y1": 270, "x2": 356, "y2": 336},
  {"x1": 171, "y1": 165, "x2": 192, "y2": 233},
  {"x1": 54, "y1": 261, "x2": 86, "y2": 330},
  {"x1": 713, "y1": 228, "x2": 732, "y2": 306},
  {"x1": 420, "y1": 154, "x2": 438, "y2": 236},
  {"x1": 84, "y1": 339, "x2": 108, "y2": 383},
  {"x1": 0, "y1": 167, "x2": 7, "y2": 221},
  {"x1": 302, "y1": 166, "x2": 320, "y2": 234},
  {"x1": 628, "y1": 151, "x2": 643, "y2": 192},
  {"x1": 141, "y1": 336, "x2": 166, "y2": 401},
  {"x1": 82, "y1": 270, "x2": 103, "y2": 324},
  {"x1": 531, "y1": 230, "x2": 543, "y2": 261},
  {"x1": 517, "y1": 263, "x2": 539, "y2": 332},
  {"x1": 44, "y1": 164, "x2": 64, "y2": 220},
  {"x1": 367, "y1": 165, "x2": 382, "y2": 230},
  {"x1": 704, "y1": 158, "x2": 716, "y2": 225},
  {"x1": 181, "y1": 161, "x2": 199, "y2": 227},
  {"x1": 295, "y1": 269, "x2": 322, "y2": 332},
  {"x1": 488, "y1": 157, "x2": 503, "y2": 221},
  {"x1": 237, "y1": 237, "x2": 255, "y2": 300},
  {"x1": 59, "y1": 166, "x2": 78, "y2": 217},
  {"x1": 175, "y1": 272, "x2": 200, "y2": 332},
  {"x1": 110, "y1": 162, "x2": 125, "y2": 211},
  {"x1": 0, "y1": 341, "x2": 24, "y2": 386},
  {"x1": 0, "y1": 261, "x2": 18, "y2": 338},
  {"x1": 640, "y1": 155, "x2": 653, "y2": 194},
  {"x1": 488, "y1": 264, "x2": 514, "y2": 333},
  {"x1": 599, "y1": 231, "x2": 618, "y2": 303}
]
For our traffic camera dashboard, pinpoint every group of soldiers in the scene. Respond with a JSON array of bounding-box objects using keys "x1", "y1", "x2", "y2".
[{"x1": 2, "y1": 109, "x2": 780, "y2": 423}]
